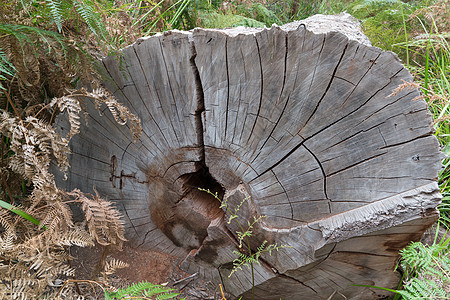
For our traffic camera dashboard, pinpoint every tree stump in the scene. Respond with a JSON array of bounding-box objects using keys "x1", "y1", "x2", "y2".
[{"x1": 56, "y1": 13, "x2": 443, "y2": 299}]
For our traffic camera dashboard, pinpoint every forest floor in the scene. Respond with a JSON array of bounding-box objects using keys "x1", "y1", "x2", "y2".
[{"x1": 71, "y1": 243, "x2": 221, "y2": 299}]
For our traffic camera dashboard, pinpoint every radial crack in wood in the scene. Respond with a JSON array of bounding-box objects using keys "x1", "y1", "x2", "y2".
[{"x1": 55, "y1": 13, "x2": 443, "y2": 299}]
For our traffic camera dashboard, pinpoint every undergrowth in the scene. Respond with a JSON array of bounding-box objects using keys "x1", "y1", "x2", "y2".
[
  {"x1": 105, "y1": 281, "x2": 184, "y2": 300},
  {"x1": 0, "y1": 88, "x2": 140, "y2": 298},
  {"x1": 397, "y1": 235, "x2": 450, "y2": 298},
  {"x1": 0, "y1": 0, "x2": 143, "y2": 298}
]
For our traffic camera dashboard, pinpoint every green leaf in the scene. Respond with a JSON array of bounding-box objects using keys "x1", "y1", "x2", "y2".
[
  {"x1": 352, "y1": 284, "x2": 399, "y2": 294},
  {"x1": 45, "y1": 0, "x2": 63, "y2": 32},
  {"x1": 0, "y1": 47, "x2": 15, "y2": 91},
  {"x1": 0, "y1": 199, "x2": 44, "y2": 228},
  {"x1": 442, "y1": 143, "x2": 450, "y2": 157},
  {"x1": 104, "y1": 281, "x2": 180, "y2": 299},
  {"x1": 73, "y1": 0, "x2": 109, "y2": 40}
]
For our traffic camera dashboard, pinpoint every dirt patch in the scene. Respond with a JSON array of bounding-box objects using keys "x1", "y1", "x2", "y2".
[
  {"x1": 69, "y1": 243, "x2": 222, "y2": 299},
  {"x1": 71, "y1": 242, "x2": 184, "y2": 285}
]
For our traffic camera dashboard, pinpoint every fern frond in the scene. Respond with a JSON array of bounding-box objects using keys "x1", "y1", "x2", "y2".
[
  {"x1": 51, "y1": 95, "x2": 82, "y2": 140},
  {"x1": 257, "y1": 240, "x2": 268, "y2": 253},
  {"x1": 105, "y1": 281, "x2": 181, "y2": 300},
  {"x1": 26, "y1": 116, "x2": 70, "y2": 174},
  {"x1": 53, "y1": 87, "x2": 142, "y2": 142},
  {"x1": 90, "y1": 87, "x2": 142, "y2": 141},
  {"x1": 45, "y1": 0, "x2": 64, "y2": 32},
  {"x1": 73, "y1": 0, "x2": 109, "y2": 40},
  {"x1": 397, "y1": 277, "x2": 447, "y2": 299},
  {"x1": 0, "y1": 23, "x2": 66, "y2": 49},
  {"x1": 0, "y1": 209, "x2": 16, "y2": 253},
  {"x1": 399, "y1": 239, "x2": 450, "y2": 298},
  {"x1": 49, "y1": 263, "x2": 75, "y2": 278},
  {"x1": 104, "y1": 258, "x2": 129, "y2": 275},
  {"x1": 156, "y1": 292, "x2": 183, "y2": 300},
  {"x1": 229, "y1": 250, "x2": 261, "y2": 277},
  {"x1": 0, "y1": 47, "x2": 15, "y2": 91},
  {"x1": 56, "y1": 225, "x2": 95, "y2": 247},
  {"x1": 0, "y1": 112, "x2": 70, "y2": 188},
  {"x1": 38, "y1": 201, "x2": 73, "y2": 235},
  {"x1": 3, "y1": 267, "x2": 43, "y2": 297},
  {"x1": 69, "y1": 188, "x2": 126, "y2": 249}
]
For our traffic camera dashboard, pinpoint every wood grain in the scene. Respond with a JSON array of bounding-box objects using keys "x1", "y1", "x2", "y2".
[{"x1": 55, "y1": 13, "x2": 443, "y2": 299}]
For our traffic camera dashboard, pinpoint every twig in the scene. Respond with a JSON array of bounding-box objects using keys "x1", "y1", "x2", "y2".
[
  {"x1": 91, "y1": 245, "x2": 110, "y2": 281},
  {"x1": 172, "y1": 272, "x2": 198, "y2": 285},
  {"x1": 64, "y1": 245, "x2": 82, "y2": 295},
  {"x1": 55, "y1": 279, "x2": 107, "y2": 298},
  {"x1": 172, "y1": 272, "x2": 198, "y2": 290},
  {"x1": 33, "y1": 102, "x2": 53, "y2": 119},
  {"x1": 4, "y1": 79, "x2": 24, "y2": 127},
  {"x1": 219, "y1": 284, "x2": 227, "y2": 300}
]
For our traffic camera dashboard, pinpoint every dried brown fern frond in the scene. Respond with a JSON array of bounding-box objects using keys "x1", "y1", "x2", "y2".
[
  {"x1": 26, "y1": 251, "x2": 73, "y2": 278},
  {"x1": 0, "y1": 31, "x2": 72, "y2": 120},
  {"x1": 50, "y1": 95, "x2": 82, "y2": 140},
  {"x1": 0, "y1": 209, "x2": 16, "y2": 253},
  {"x1": 0, "y1": 2, "x2": 140, "y2": 298},
  {"x1": 0, "y1": 112, "x2": 70, "y2": 187},
  {"x1": 0, "y1": 249, "x2": 76, "y2": 298},
  {"x1": 31, "y1": 201, "x2": 75, "y2": 247},
  {"x1": 0, "y1": 217, "x2": 94, "y2": 298},
  {"x1": 68, "y1": 188, "x2": 126, "y2": 250},
  {"x1": 1, "y1": 264, "x2": 46, "y2": 298},
  {"x1": 104, "y1": 258, "x2": 129, "y2": 275},
  {"x1": 56, "y1": 224, "x2": 95, "y2": 247},
  {"x1": 50, "y1": 87, "x2": 142, "y2": 142},
  {"x1": 90, "y1": 87, "x2": 142, "y2": 141}
]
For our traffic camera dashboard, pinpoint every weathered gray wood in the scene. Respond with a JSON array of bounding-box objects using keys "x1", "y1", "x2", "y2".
[{"x1": 56, "y1": 13, "x2": 443, "y2": 299}]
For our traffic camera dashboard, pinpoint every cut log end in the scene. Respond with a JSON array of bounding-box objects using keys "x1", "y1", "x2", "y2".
[{"x1": 56, "y1": 13, "x2": 443, "y2": 300}]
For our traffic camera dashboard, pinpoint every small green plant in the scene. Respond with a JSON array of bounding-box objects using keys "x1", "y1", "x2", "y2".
[
  {"x1": 350, "y1": 0, "x2": 412, "y2": 49},
  {"x1": 199, "y1": 188, "x2": 290, "y2": 300},
  {"x1": 105, "y1": 281, "x2": 184, "y2": 300},
  {"x1": 356, "y1": 233, "x2": 450, "y2": 299}
]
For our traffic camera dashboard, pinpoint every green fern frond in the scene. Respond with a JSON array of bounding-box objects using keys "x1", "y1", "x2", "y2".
[
  {"x1": 105, "y1": 281, "x2": 183, "y2": 300},
  {"x1": 397, "y1": 278, "x2": 447, "y2": 299},
  {"x1": 73, "y1": 0, "x2": 108, "y2": 40},
  {"x1": 0, "y1": 23, "x2": 66, "y2": 50},
  {"x1": 229, "y1": 250, "x2": 261, "y2": 277},
  {"x1": 257, "y1": 240, "x2": 268, "y2": 253},
  {"x1": 45, "y1": 0, "x2": 64, "y2": 32},
  {"x1": 400, "y1": 240, "x2": 450, "y2": 277},
  {"x1": 397, "y1": 238, "x2": 450, "y2": 299},
  {"x1": 248, "y1": 3, "x2": 281, "y2": 27},
  {"x1": 0, "y1": 48, "x2": 15, "y2": 77},
  {"x1": 156, "y1": 292, "x2": 183, "y2": 300},
  {"x1": 0, "y1": 47, "x2": 15, "y2": 91}
]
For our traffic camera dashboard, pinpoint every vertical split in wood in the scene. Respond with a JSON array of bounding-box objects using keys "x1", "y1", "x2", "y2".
[{"x1": 189, "y1": 36, "x2": 206, "y2": 168}]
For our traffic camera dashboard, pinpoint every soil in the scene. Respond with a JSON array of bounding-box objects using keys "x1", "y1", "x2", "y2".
[{"x1": 69, "y1": 242, "x2": 224, "y2": 299}]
